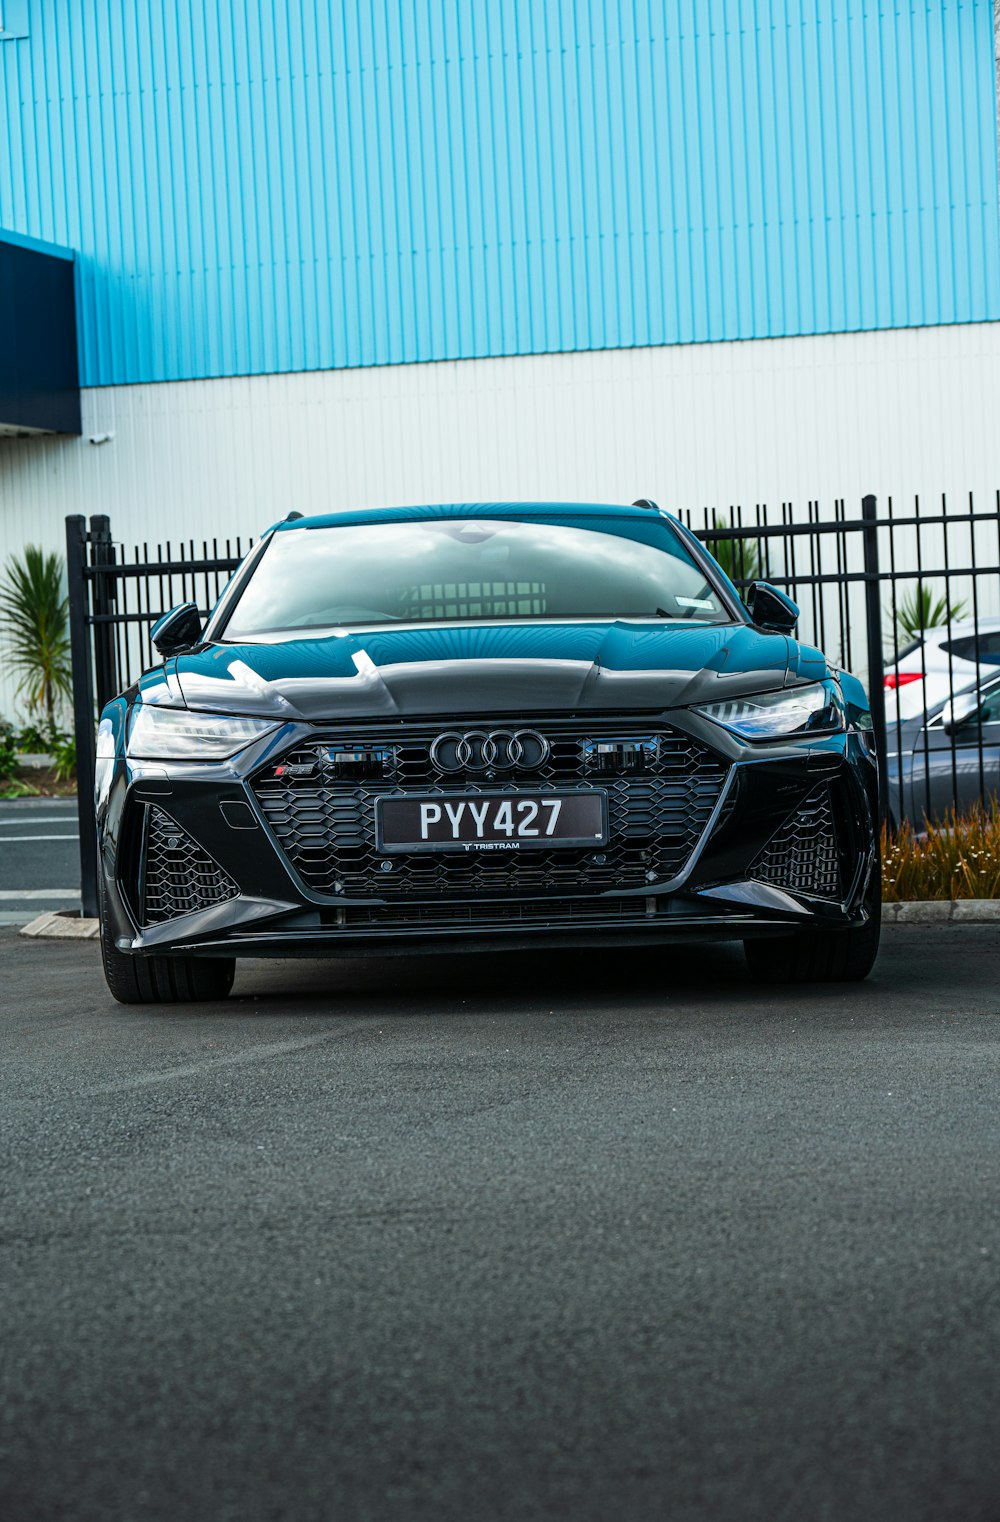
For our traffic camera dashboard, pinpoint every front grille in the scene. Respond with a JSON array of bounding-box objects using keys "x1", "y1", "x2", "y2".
[
  {"x1": 251, "y1": 719, "x2": 729, "y2": 900},
  {"x1": 751, "y1": 787, "x2": 842, "y2": 900},
  {"x1": 142, "y1": 807, "x2": 239, "y2": 925}
]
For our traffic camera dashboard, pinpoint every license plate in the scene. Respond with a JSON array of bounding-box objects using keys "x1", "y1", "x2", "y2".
[{"x1": 375, "y1": 791, "x2": 608, "y2": 853}]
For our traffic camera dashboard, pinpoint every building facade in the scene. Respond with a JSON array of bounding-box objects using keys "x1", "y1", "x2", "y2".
[{"x1": 1, "y1": 0, "x2": 999, "y2": 710}]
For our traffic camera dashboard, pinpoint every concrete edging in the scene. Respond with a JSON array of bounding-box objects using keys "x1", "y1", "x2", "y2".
[
  {"x1": 20, "y1": 912, "x2": 98, "y2": 940},
  {"x1": 882, "y1": 900, "x2": 1000, "y2": 925}
]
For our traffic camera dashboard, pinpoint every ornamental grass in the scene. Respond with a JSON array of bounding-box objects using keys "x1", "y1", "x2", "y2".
[{"x1": 882, "y1": 802, "x2": 1000, "y2": 901}]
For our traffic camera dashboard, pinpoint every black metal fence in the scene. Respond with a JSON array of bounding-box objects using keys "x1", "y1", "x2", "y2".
[
  {"x1": 66, "y1": 514, "x2": 250, "y2": 915},
  {"x1": 681, "y1": 492, "x2": 1000, "y2": 843},
  {"x1": 66, "y1": 495, "x2": 1000, "y2": 916}
]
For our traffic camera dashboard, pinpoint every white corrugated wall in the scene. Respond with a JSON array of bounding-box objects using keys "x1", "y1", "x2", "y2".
[{"x1": 0, "y1": 317, "x2": 998, "y2": 718}]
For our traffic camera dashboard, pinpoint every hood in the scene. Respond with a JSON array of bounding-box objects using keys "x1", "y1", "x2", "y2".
[{"x1": 158, "y1": 621, "x2": 809, "y2": 721}]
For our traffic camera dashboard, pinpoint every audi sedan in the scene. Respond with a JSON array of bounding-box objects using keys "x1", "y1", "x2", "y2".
[{"x1": 95, "y1": 501, "x2": 881, "y2": 1002}]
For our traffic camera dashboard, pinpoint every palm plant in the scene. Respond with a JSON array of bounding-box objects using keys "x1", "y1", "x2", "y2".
[
  {"x1": 0, "y1": 546, "x2": 72, "y2": 733},
  {"x1": 894, "y1": 582, "x2": 966, "y2": 647},
  {"x1": 0, "y1": 720, "x2": 17, "y2": 783},
  {"x1": 709, "y1": 513, "x2": 766, "y2": 584}
]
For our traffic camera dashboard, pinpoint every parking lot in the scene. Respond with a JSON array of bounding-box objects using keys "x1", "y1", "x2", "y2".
[
  {"x1": 0, "y1": 799, "x2": 81, "y2": 925},
  {"x1": 2, "y1": 923, "x2": 999, "y2": 1522}
]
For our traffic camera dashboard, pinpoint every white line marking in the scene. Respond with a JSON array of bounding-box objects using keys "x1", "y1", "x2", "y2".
[
  {"x1": 0, "y1": 834, "x2": 79, "y2": 842},
  {"x1": 0, "y1": 815, "x2": 79, "y2": 825},
  {"x1": 0, "y1": 889, "x2": 81, "y2": 899}
]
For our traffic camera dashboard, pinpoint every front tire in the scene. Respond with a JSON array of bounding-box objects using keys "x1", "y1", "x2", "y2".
[
  {"x1": 744, "y1": 863, "x2": 881, "y2": 985},
  {"x1": 100, "y1": 883, "x2": 235, "y2": 1005}
]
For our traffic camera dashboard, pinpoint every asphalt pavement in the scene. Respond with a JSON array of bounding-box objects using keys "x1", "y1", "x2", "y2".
[
  {"x1": 2, "y1": 924, "x2": 1000, "y2": 1522},
  {"x1": 0, "y1": 797, "x2": 81, "y2": 923}
]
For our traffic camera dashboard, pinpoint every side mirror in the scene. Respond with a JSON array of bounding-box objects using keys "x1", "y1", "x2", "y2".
[
  {"x1": 151, "y1": 602, "x2": 203, "y2": 657},
  {"x1": 745, "y1": 582, "x2": 799, "y2": 633},
  {"x1": 941, "y1": 690, "x2": 980, "y2": 735}
]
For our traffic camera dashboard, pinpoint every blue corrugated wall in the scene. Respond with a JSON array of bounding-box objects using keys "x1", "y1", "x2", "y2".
[{"x1": 1, "y1": 0, "x2": 998, "y2": 388}]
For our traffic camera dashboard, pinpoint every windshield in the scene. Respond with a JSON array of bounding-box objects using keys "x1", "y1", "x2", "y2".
[{"x1": 222, "y1": 516, "x2": 731, "y2": 637}]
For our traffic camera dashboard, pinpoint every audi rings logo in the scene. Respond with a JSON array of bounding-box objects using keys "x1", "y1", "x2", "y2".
[{"x1": 429, "y1": 728, "x2": 551, "y2": 773}]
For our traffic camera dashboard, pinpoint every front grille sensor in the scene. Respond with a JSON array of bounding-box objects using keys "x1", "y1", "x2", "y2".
[
  {"x1": 751, "y1": 787, "x2": 843, "y2": 900},
  {"x1": 141, "y1": 807, "x2": 239, "y2": 925},
  {"x1": 252, "y1": 720, "x2": 730, "y2": 900}
]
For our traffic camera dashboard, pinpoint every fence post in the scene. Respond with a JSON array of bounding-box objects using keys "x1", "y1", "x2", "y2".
[
  {"x1": 89, "y1": 514, "x2": 118, "y2": 709},
  {"x1": 66, "y1": 514, "x2": 99, "y2": 919},
  {"x1": 861, "y1": 493, "x2": 889, "y2": 826}
]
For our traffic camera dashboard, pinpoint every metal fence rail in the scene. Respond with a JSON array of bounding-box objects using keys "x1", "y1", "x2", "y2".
[{"x1": 66, "y1": 495, "x2": 1000, "y2": 917}]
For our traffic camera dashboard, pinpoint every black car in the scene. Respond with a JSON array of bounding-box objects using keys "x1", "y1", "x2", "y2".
[{"x1": 95, "y1": 501, "x2": 881, "y2": 1002}]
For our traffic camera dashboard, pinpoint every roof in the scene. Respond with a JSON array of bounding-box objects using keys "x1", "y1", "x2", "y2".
[{"x1": 269, "y1": 502, "x2": 669, "y2": 533}]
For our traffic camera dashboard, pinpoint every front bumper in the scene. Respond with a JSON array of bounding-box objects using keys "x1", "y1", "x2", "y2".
[{"x1": 97, "y1": 712, "x2": 879, "y2": 959}]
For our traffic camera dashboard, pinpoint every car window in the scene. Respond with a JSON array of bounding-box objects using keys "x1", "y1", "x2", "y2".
[
  {"x1": 939, "y1": 633, "x2": 1000, "y2": 663},
  {"x1": 221, "y1": 516, "x2": 733, "y2": 635},
  {"x1": 979, "y1": 686, "x2": 1000, "y2": 723}
]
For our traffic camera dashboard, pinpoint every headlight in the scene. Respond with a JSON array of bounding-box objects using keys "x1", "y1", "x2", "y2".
[
  {"x1": 694, "y1": 681, "x2": 845, "y2": 740},
  {"x1": 126, "y1": 706, "x2": 278, "y2": 760}
]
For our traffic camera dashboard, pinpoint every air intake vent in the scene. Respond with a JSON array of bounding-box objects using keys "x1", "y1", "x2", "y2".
[
  {"x1": 751, "y1": 787, "x2": 842, "y2": 900},
  {"x1": 142, "y1": 807, "x2": 239, "y2": 924}
]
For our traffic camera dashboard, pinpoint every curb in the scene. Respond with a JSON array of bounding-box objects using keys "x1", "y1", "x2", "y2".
[
  {"x1": 882, "y1": 900, "x2": 1000, "y2": 925},
  {"x1": 20, "y1": 911, "x2": 99, "y2": 940}
]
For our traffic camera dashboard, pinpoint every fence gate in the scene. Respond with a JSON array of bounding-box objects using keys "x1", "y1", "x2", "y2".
[{"x1": 66, "y1": 495, "x2": 1000, "y2": 920}]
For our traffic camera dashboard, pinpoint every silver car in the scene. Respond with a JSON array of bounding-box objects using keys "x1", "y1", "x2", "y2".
[
  {"x1": 883, "y1": 617, "x2": 1000, "y2": 723},
  {"x1": 886, "y1": 672, "x2": 1000, "y2": 825}
]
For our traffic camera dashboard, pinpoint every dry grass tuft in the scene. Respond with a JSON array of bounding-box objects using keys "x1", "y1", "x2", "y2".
[{"x1": 882, "y1": 802, "x2": 1000, "y2": 901}]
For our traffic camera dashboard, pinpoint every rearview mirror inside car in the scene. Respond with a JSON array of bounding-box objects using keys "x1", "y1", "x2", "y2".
[
  {"x1": 151, "y1": 602, "x2": 203, "y2": 657},
  {"x1": 744, "y1": 582, "x2": 799, "y2": 633}
]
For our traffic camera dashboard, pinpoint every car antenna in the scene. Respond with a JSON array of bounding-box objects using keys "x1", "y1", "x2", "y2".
[
  {"x1": 284, "y1": 510, "x2": 304, "y2": 521},
  {"x1": 632, "y1": 498, "x2": 659, "y2": 511}
]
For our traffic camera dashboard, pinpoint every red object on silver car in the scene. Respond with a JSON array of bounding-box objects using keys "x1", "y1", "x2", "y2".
[{"x1": 884, "y1": 672, "x2": 924, "y2": 689}]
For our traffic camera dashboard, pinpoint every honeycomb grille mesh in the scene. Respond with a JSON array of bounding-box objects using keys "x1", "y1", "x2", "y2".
[
  {"x1": 142, "y1": 807, "x2": 239, "y2": 925},
  {"x1": 751, "y1": 787, "x2": 842, "y2": 899},
  {"x1": 251, "y1": 720, "x2": 729, "y2": 900},
  {"x1": 342, "y1": 898, "x2": 655, "y2": 929}
]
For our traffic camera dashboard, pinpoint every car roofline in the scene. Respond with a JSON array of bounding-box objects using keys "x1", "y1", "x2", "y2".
[
  {"x1": 900, "y1": 616, "x2": 1000, "y2": 643},
  {"x1": 264, "y1": 501, "x2": 679, "y2": 533}
]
